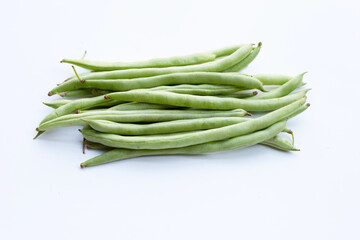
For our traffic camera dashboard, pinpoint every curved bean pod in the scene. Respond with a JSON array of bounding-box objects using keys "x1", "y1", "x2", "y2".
[
  {"x1": 254, "y1": 74, "x2": 293, "y2": 85},
  {"x1": 80, "y1": 97, "x2": 306, "y2": 149},
  {"x1": 146, "y1": 84, "x2": 243, "y2": 95},
  {"x1": 208, "y1": 45, "x2": 245, "y2": 57},
  {"x1": 224, "y1": 42, "x2": 262, "y2": 72},
  {"x1": 260, "y1": 135, "x2": 299, "y2": 151},
  {"x1": 108, "y1": 102, "x2": 178, "y2": 111},
  {"x1": 38, "y1": 109, "x2": 248, "y2": 131},
  {"x1": 249, "y1": 72, "x2": 306, "y2": 99},
  {"x1": 80, "y1": 120, "x2": 287, "y2": 167},
  {"x1": 287, "y1": 102, "x2": 310, "y2": 119},
  {"x1": 84, "y1": 117, "x2": 247, "y2": 135},
  {"x1": 86, "y1": 103, "x2": 310, "y2": 135},
  {"x1": 61, "y1": 45, "x2": 244, "y2": 72},
  {"x1": 40, "y1": 95, "x2": 122, "y2": 124},
  {"x1": 61, "y1": 53, "x2": 217, "y2": 71},
  {"x1": 106, "y1": 89, "x2": 310, "y2": 111},
  {"x1": 49, "y1": 72, "x2": 265, "y2": 95},
  {"x1": 59, "y1": 89, "x2": 93, "y2": 98},
  {"x1": 63, "y1": 44, "x2": 253, "y2": 82},
  {"x1": 43, "y1": 99, "x2": 72, "y2": 109},
  {"x1": 42, "y1": 83, "x2": 246, "y2": 124},
  {"x1": 85, "y1": 133, "x2": 297, "y2": 152}
]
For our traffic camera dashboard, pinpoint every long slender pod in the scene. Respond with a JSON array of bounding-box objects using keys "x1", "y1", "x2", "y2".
[
  {"x1": 84, "y1": 117, "x2": 247, "y2": 135},
  {"x1": 49, "y1": 72, "x2": 265, "y2": 95},
  {"x1": 81, "y1": 120, "x2": 287, "y2": 167},
  {"x1": 254, "y1": 74, "x2": 293, "y2": 85},
  {"x1": 260, "y1": 135, "x2": 299, "y2": 151},
  {"x1": 80, "y1": 97, "x2": 306, "y2": 149},
  {"x1": 62, "y1": 44, "x2": 253, "y2": 82},
  {"x1": 105, "y1": 89, "x2": 310, "y2": 111},
  {"x1": 61, "y1": 45, "x2": 245, "y2": 71},
  {"x1": 38, "y1": 109, "x2": 248, "y2": 131},
  {"x1": 249, "y1": 72, "x2": 306, "y2": 99},
  {"x1": 224, "y1": 42, "x2": 262, "y2": 72}
]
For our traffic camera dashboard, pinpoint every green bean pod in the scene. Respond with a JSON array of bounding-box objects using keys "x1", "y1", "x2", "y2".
[
  {"x1": 224, "y1": 42, "x2": 262, "y2": 72},
  {"x1": 208, "y1": 44, "x2": 245, "y2": 57},
  {"x1": 249, "y1": 72, "x2": 306, "y2": 99},
  {"x1": 43, "y1": 99, "x2": 72, "y2": 109},
  {"x1": 148, "y1": 84, "x2": 243, "y2": 95},
  {"x1": 86, "y1": 142, "x2": 112, "y2": 150},
  {"x1": 49, "y1": 72, "x2": 265, "y2": 95},
  {"x1": 287, "y1": 102, "x2": 310, "y2": 119},
  {"x1": 85, "y1": 103, "x2": 310, "y2": 135},
  {"x1": 64, "y1": 44, "x2": 254, "y2": 82},
  {"x1": 80, "y1": 120, "x2": 287, "y2": 167},
  {"x1": 254, "y1": 74, "x2": 293, "y2": 85},
  {"x1": 62, "y1": 53, "x2": 217, "y2": 71},
  {"x1": 59, "y1": 89, "x2": 93, "y2": 98},
  {"x1": 108, "y1": 102, "x2": 178, "y2": 111},
  {"x1": 84, "y1": 117, "x2": 247, "y2": 135},
  {"x1": 106, "y1": 89, "x2": 310, "y2": 111},
  {"x1": 260, "y1": 135, "x2": 299, "y2": 151},
  {"x1": 42, "y1": 83, "x2": 246, "y2": 124},
  {"x1": 38, "y1": 109, "x2": 248, "y2": 131},
  {"x1": 61, "y1": 45, "x2": 245, "y2": 71},
  {"x1": 85, "y1": 133, "x2": 298, "y2": 152},
  {"x1": 80, "y1": 97, "x2": 306, "y2": 150},
  {"x1": 40, "y1": 95, "x2": 122, "y2": 124}
]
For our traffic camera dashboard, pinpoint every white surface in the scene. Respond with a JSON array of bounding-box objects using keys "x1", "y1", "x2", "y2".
[{"x1": 1, "y1": 0, "x2": 360, "y2": 239}]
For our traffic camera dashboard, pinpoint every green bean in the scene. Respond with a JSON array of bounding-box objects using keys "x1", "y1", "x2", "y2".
[
  {"x1": 260, "y1": 135, "x2": 299, "y2": 151},
  {"x1": 149, "y1": 84, "x2": 243, "y2": 95},
  {"x1": 91, "y1": 89, "x2": 112, "y2": 96},
  {"x1": 108, "y1": 102, "x2": 178, "y2": 111},
  {"x1": 249, "y1": 72, "x2": 306, "y2": 99},
  {"x1": 80, "y1": 120, "x2": 287, "y2": 167},
  {"x1": 43, "y1": 99, "x2": 72, "y2": 109},
  {"x1": 287, "y1": 102, "x2": 310, "y2": 119},
  {"x1": 38, "y1": 109, "x2": 248, "y2": 131},
  {"x1": 62, "y1": 53, "x2": 216, "y2": 71},
  {"x1": 85, "y1": 132, "x2": 297, "y2": 152},
  {"x1": 84, "y1": 101, "x2": 310, "y2": 135},
  {"x1": 208, "y1": 45, "x2": 245, "y2": 57},
  {"x1": 59, "y1": 89, "x2": 94, "y2": 98},
  {"x1": 42, "y1": 83, "x2": 246, "y2": 125},
  {"x1": 49, "y1": 72, "x2": 265, "y2": 95},
  {"x1": 61, "y1": 45, "x2": 244, "y2": 72},
  {"x1": 39, "y1": 95, "x2": 122, "y2": 124},
  {"x1": 84, "y1": 117, "x2": 247, "y2": 135},
  {"x1": 80, "y1": 97, "x2": 305, "y2": 150},
  {"x1": 254, "y1": 74, "x2": 293, "y2": 85},
  {"x1": 224, "y1": 42, "x2": 262, "y2": 72},
  {"x1": 106, "y1": 89, "x2": 310, "y2": 111},
  {"x1": 63, "y1": 44, "x2": 254, "y2": 82},
  {"x1": 86, "y1": 141, "x2": 112, "y2": 150}
]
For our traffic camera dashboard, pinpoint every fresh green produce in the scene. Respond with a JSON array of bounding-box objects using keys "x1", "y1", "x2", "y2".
[
  {"x1": 49, "y1": 72, "x2": 265, "y2": 95},
  {"x1": 35, "y1": 43, "x2": 310, "y2": 168}
]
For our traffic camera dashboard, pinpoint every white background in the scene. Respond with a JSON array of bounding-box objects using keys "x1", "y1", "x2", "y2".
[{"x1": 1, "y1": 0, "x2": 359, "y2": 239}]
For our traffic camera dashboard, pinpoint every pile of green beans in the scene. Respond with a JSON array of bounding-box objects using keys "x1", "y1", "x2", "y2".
[{"x1": 35, "y1": 43, "x2": 310, "y2": 168}]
